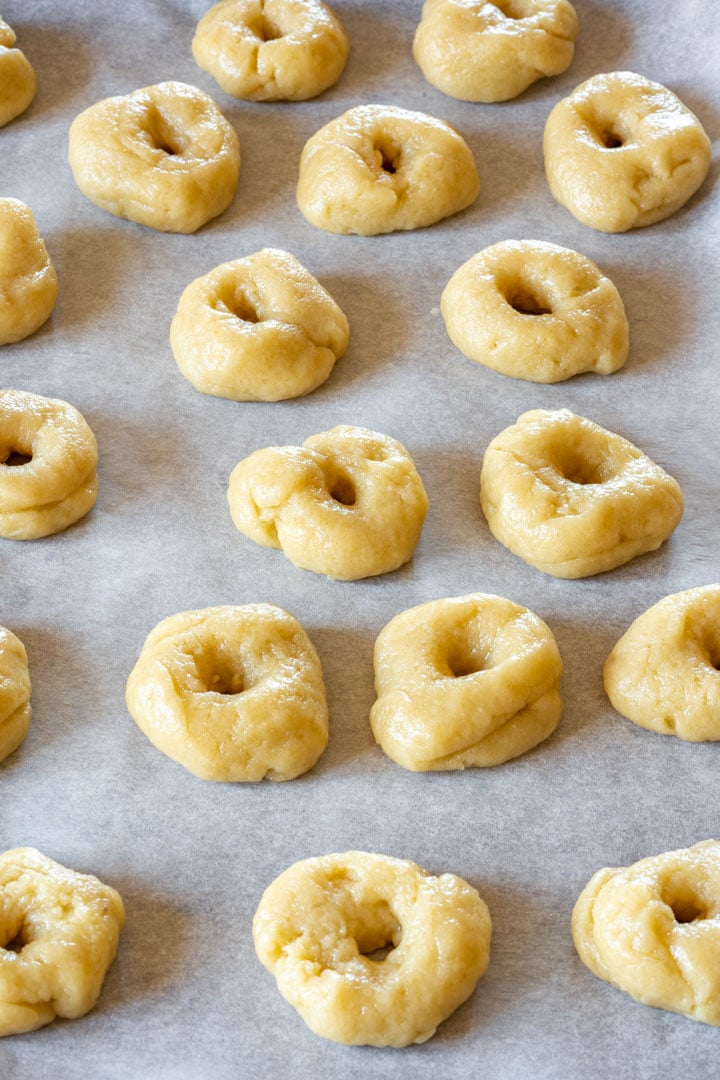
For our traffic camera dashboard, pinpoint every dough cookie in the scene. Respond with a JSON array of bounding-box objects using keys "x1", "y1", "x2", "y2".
[
  {"x1": 297, "y1": 104, "x2": 480, "y2": 235},
  {"x1": 573, "y1": 840, "x2": 720, "y2": 1025},
  {"x1": 227, "y1": 425, "x2": 429, "y2": 580},
  {"x1": 0, "y1": 847, "x2": 124, "y2": 1037},
  {"x1": 0, "y1": 199, "x2": 58, "y2": 346},
  {"x1": 253, "y1": 851, "x2": 491, "y2": 1046},
  {"x1": 413, "y1": 0, "x2": 578, "y2": 103},
  {"x1": 480, "y1": 409, "x2": 683, "y2": 578},
  {"x1": 0, "y1": 390, "x2": 98, "y2": 541},
  {"x1": 170, "y1": 248, "x2": 349, "y2": 401},
  {"x1": 604, "y1": 585, "x2": 720, "y2": 741},
  {"x1": 125, "y1": 605, "x2": 328, "y2": 782},
  {"x1": 441, "y1": 240, "x2": 628, "y2": 383},
  {"x1": 0, "y1": 627, "x2": 31, "y2": 763},
  {"x1": 0, "y1": 18, "x2": 36, "y2": 127},
  {"x1": 371, "y1": 594, "x2": 562, "y2": 771},
  {"x1": 193, "y1": 0, "x2": 349, "y2": 102},
  {"x1": 544, "y1": 71, "x2": 712, "y2": 232},
  {"x1": 68, "y1": 81, "x2": 240, "y2": 233}
]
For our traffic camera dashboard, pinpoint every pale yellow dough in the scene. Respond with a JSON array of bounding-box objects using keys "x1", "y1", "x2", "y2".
[
  {"x1": 371, "y1": 594, "x2": 562, "y2": 771},
  {"x1": 480, "y1": 409, "x2": 683, "y2": 578},
  {"x1": 0, "y1": 199, "x2": 58, "y2": 346},
  {"x1": 253, "y1": 851, "x2": 491, "y2": 1046},
  {"x1": 125, "y1": 605, "x2": 328, "y2": 782},
  {"x1": 604, "y1": 585, "x2": 720, "y2": 741},
  {"x1": 0, "y1": 18, "x2": 36, "y2": 127},
  {"x1": 296, "y1": 104, "x2": 480, "y2": 235},
  {"x1": 0, "y1": 627, "x2": 31, "y2": 763},
  {"x1": 544, "y1": 71, "x2": 712, "y2": 232},
  {"x1": 413, "y1": 0, "x2": 578, "y2": 103},
  {"x1": 227, "y1": 425, "x2": 429, "y2": 580},
  {"x1": 441, "y1": 240, "x2": 628, "y2": 383},
  {"x1": 68, "y1": 81, "x2": 240, "y2": 233},
  {"x1": 573, "y1": 840, "x2": 720, "y2": 1025},
  {"x1": 0, "y1": 847, "x2": 124, "y2": 1037},
  {"x1": 193, "y1": 0, "x2": 349, "y2": 101},
  {"x1": 170, "y1": 248, "x2": 349, "y2": 401},
  {"x1": 0, "y1": 390, "x2": 98, "y2": 541}
]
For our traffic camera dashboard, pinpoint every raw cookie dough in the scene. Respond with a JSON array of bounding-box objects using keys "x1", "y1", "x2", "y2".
[
  {"x1": 0, "y1": 847, "x2": 124, "y2": 1037},
  {"x1": 253, "y1": 851, "x2": 491, "y2": 1046},
  {"x1": 68, "y1": 81, "x2": 240, "y2": 233},
  {"x1": 296, "y1": 104, "x2": 480, "y2": 235},
  {"x1": 604, "y1": 585, "x2": 720, "y2": 741},
  {"x1": 0, "y1": 199, "x2": 58, "y2": 345},
  {"x1": 544, "y1": 71, "x2": 712, "y2": 232},
  {"x1": 193, "y1": 0, "x2": 349, "y2": 101},
  {"x1": 573, "y1": 840, "x2": 720, "y2": 1025},
  {"x1": 170, "y1": 248, "x2": 349, "y2": 401},
  {"x1": 0, "y1": 390, "x2": 98, "y2": 541},
  {"x1": 441, "y1": 239, "x2": 628, "y2": 382},
  {"x1": 371, "y1": 593, "x2": 562, "y2": 771},
  {"x1": 125, "y1": 605, "x2": 328, "y2": 781},
  {"x1": 480, "y1": 408, "x2": 683, "y2": 578},
  {"x1": 227, "y1": 425, "x2": 429, "y2": 580},
  {"x1": 0, "y1": 18, "x2": 36, "y2": 127},
  {"x1": 0, "y1": 627, "x2": 31, "y2": 763},
  {"x1": 413, "y1": 0, "x2": 578, "y2": 103}
]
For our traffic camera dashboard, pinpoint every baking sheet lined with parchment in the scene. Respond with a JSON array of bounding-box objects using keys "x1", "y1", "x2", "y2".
[{"x1": 1, "y1": 1, "x2": 719, "y2": 1077}]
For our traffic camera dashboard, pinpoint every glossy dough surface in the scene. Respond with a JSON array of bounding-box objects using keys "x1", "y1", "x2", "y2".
[
  {"x1": 413, "y1": 0, "x2": 578, "y2": 102},
  {"x1": 480, "y1": 409, "x2": 683, "y2": 578},
  {"x1": 170, "y1": 248, "x2": 349, "y2": 401},
  {"x1": 253, "y1": 851, "x2": 491, "y2": 1046},
  {"x1": 125, "y1": 605, "x2": 328, "y2": 781},
  {"x1": 0, "y1": 628, "x2": 31, "y2": 763},
  {"x1": 371, "y1": 593, "x2": 562, "y2": 771},
  {"x1": 573, "y1": 840, "x2": 720, "y2": 1025},
  {"x1": 544, "y1": 71, "x2": 712, "y2": 232},
  {"x1": 0, "y1": 390, "x2": 98, "y2": 541},
  {"x1": 297, "y1": 104, "x2": 479, "y2": 235},
  {"x1": 68, "y1": 81, "x2": 240, "y2": 233},
  {"x1": 604, "y1": 585, "x2": 720, "y2": 741},
  {"x1": 227, "y1": 425, "x2": 428, "y2": 580},
  {"x1": 441, "y1": 240, "x2": 628, "y2": 383},
  {"x1": 0, "y1": 847, "x2": 124, "y2": 1037},
  {"x1": 0, "y1": 199, "x2": 58, "y2": 345},
  {"x1": 0, "y1": 18, "x2": 36, "y2": 127},
  {"x1": 193, "y1": 0, "x2": 349, "y2": 101}
]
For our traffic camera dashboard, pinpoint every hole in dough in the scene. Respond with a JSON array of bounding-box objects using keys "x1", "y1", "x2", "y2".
[
  {"x1": 1, "y1": 449, "x2": 32, "y2": 467},
  {"x1": 329, "y1": 473, "x2": 356, "y2": 507},
  {"x1": 599, "y1": 128, "x2": 625, "y2": 149},
  {"x1": 374, "y1": 139, "x2": 401, "y2": 176},
  {"x1": 492, "y1": 0, "x2": 530, "y2": 19},
  {"x1": 506, "y1": 286, "x2": 553, "y2": 317},
  {"x1": 555, "y1": 448, "x2": 610, "y2": 486},
  {"x1": 354, "y1": 904, "x2": 402, "y2": 961},
  {"x1": 194, "y1": 644, "x2": 246, "y2": 695},
  {"x1": 1, "y1": 924, "x2": 27, "y2": 953},
  {"x1": 229, "y1": 291, "x2": 261, "y2": 324},
  {"x1": 663, "y1": 883, "x2": 707, "y2": 924},
  {"x1": 447, "y1": 643, "x2": 487, "y2": 677},
  {"x1": 144, "y1": 107, "x2": 186, "y2": 156}
]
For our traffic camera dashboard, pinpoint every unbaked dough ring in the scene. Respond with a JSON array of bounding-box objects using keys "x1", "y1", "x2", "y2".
[
  {"x1": 193, "y1": 0, "x2": 349, "y2": 102},
  {"x1": 413, "y1": 0, "x2": 578, "y2": 103},
  {"x1": 68, "y1": 81, "x2": 240, "y2": 233},
  {"x1": 371, "y1": 594, "x2": 562, "y2": 771},
  {"x1": 170, "y1": 248, "x2": 349, "y2": 401},
  {"x1": 125, "y1": 604, "x2": 328, "y2": 782},
  {"x1": 0, "y1": 18, "x2": 36, "y2": 127},
  {"x1": 543, "y1": 71, "x2": 712, "y2": 232},
  {"x1": 227, "y1": 425, "x2": 429, "y2": 580},
  {"x1": 253, "y1": 850, "x2": 491, "y2": 1046},
  {"x1": 0, "y1": 847, "x2": 124, "y2": 1037},
  {"x1": 0, "y1": 390, "x2": 98, "y2": 541},
  {"x1": 441, "y1": 240, "x2": 628, "y2": 382},
  {"x1": 0, "y1": 199, "x2": 58, "y2": 346},
  {"x1": 0, "y1": 627, "x2": 31, "y2": 763},
  {"x1": 604, "y1": 585, "x2": 720, "y2": 741},
  {"x1": 480, "y1": 408, "x2": 683, "y2": 578},
  {"x1": 296, "y1": 104, "x2": 480, "y2": 235},
  {"x1": 573, "y1": 840, "x2": 720, "y2": 1025}
]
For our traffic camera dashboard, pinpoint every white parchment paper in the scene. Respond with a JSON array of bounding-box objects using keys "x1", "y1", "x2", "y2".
[{"x1": 1, "y1": 1, "x2": 719, "y2": 1076}]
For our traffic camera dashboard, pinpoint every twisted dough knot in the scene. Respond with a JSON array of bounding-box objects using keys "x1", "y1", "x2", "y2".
[
  {"x1": 227, "y1": 425, "x2": 429, "y2": 580},
  {"x1": 573, "y1": 841, "x2": 720, "y2": 1025},
  {"x1": 253, "y1": 851, "x2": 491, "y2": 1046},
  {"x1": 0, "y1": 627, "x2": 31, "y2": 763},
  {"x1": 0, "y1": 18, "x2": 36, "y2": 127},
  {"x1": 0, "y1": 199, "x2": 58, "y2": 345}
]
